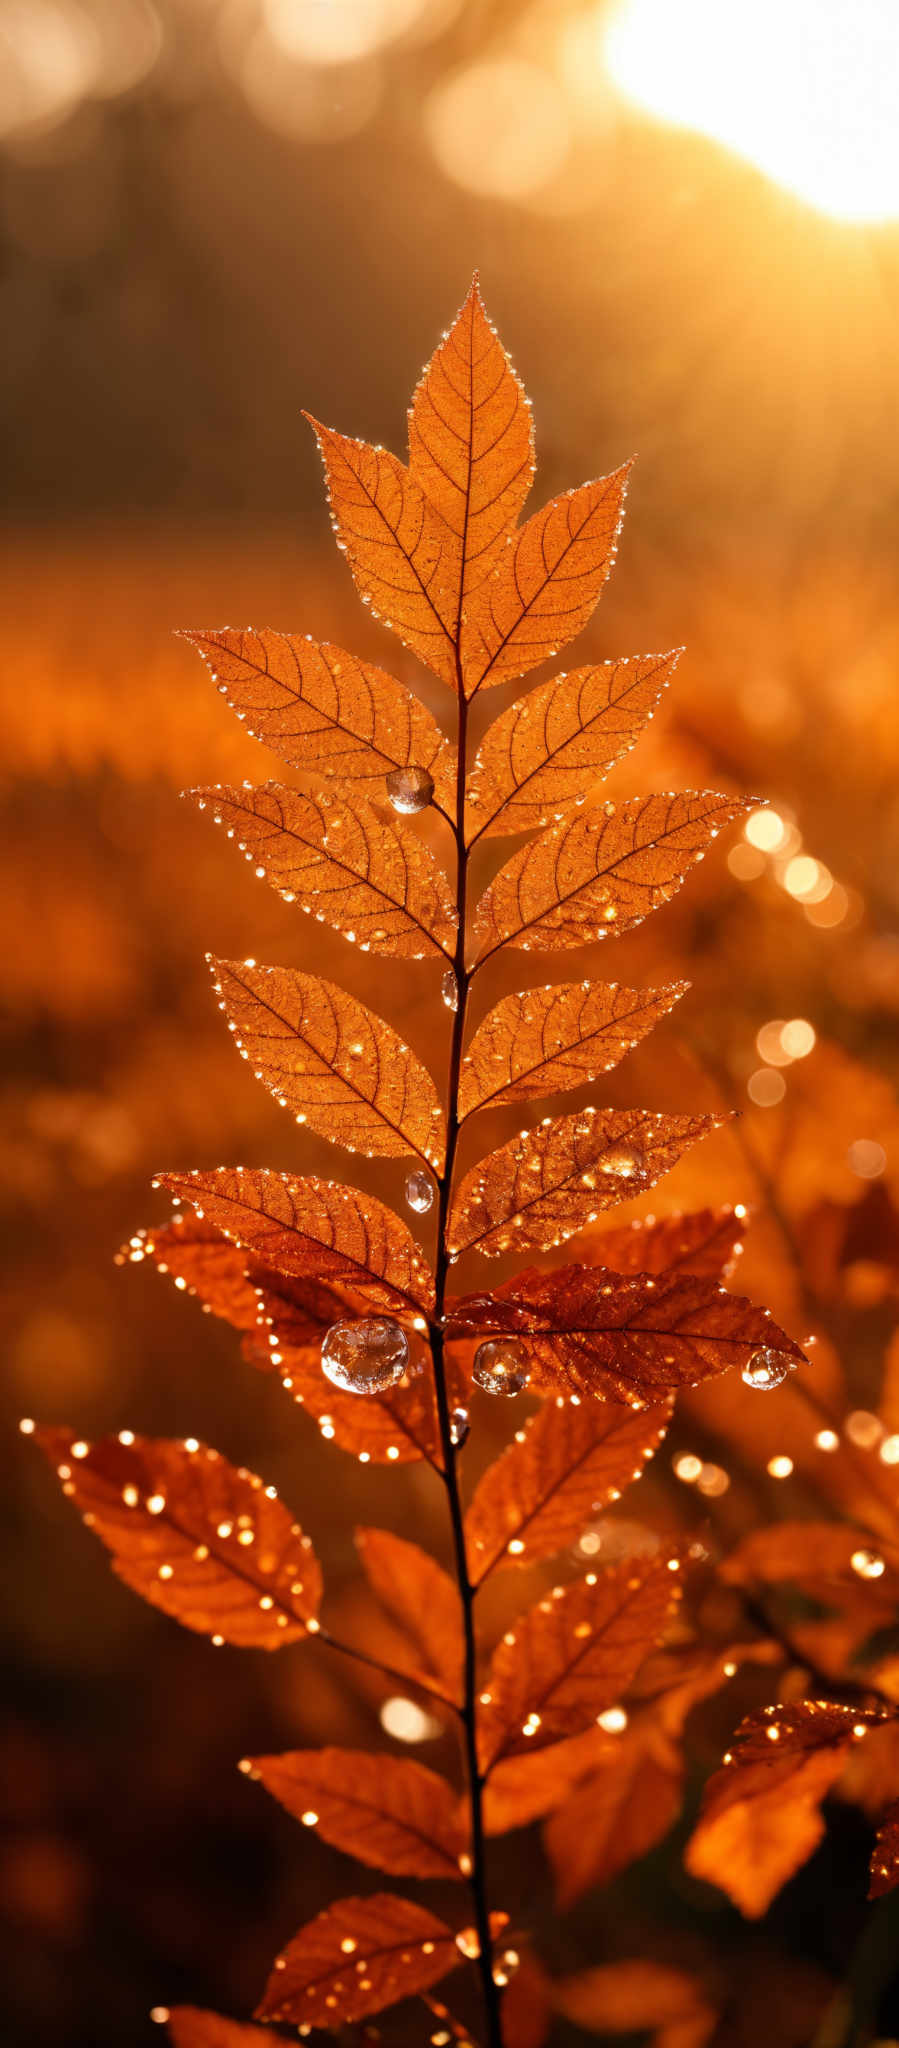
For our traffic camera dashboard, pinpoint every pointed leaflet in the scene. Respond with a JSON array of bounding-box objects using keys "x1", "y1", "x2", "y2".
[
  {"x1": 168, "y1": 2013, "x2": 273, "y2": 2048},
  {"x1": 474, "y1": 792, "x2": 753, "y2": 959},
  {"x1": 448, "y1": 1106, "x2": 725, "y2": 1260},
  {"x1": 34, "y1": 1429, "x2": 321, "y2": 1649},
  {"x1": 586, "y1": 1205, "x2": 747, "y2": 1281},
  {"x1": 481, "y1": 1727, "x2": 618, "y2": 1834},
  {"x1": 464, "y1": 1396, "x2": 672, "y2": 1582},
  {"x1": 249, "y1": 1748, "x2": 466, "y2": 1879},
  {"x1": 408, "y1": 275, "x2": 534, "y2": 611},
  {"x1": 449, "y1": 1266, "x2": 805, "y2": 1403},
  {"x1": 307, "y1": 417, "x2": 458, "y2": 688},
  {"x1": 466, "y1": 652, "x2": 679, "y2": 841},
  {"x1": 460, "y1": 463, "x2": 632, "y2": 696},
  {"x1": 459, "y1": 979, "x2": 689, "y2": 1120},
  {"x1": 477, "y1": 1553, "x2": 682, "y2": 1767},
  {"x1": 155, "y1": 1169, "x2": 435, "y2": 1314},
  {"x1": 719, "y1": 1522, "x2": 899, "y2": 1602},
  {"x1": 190, "y1": 782, "x2": 456, "y2": 960},
  {"x1": 256, "y1": 1893, "x2": 459, "y2": 2027},
  {"x1": 210, "y1": 958, "x2": 445, "y2": 1170},
  {"x1": 121, "y1": 1214, "x2": 261, "y2": 1330},
  {"x1": 181, "y1": 629, "x2": 456, "y2": 816},
  {"x1": 544, "y1": 1730, "x2": 683, "y2": 1908},
  {"x1": 870, "y1": 1801, "x2": 899, "y2": 1897},
  {"x1": 356, "y1": 1527, "x2": 464, "y2": 1700}
]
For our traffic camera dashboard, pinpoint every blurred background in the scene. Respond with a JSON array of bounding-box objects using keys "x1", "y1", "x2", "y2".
[{"x1": 4, "y1": 2, "x2": 899, "y2": 2043}]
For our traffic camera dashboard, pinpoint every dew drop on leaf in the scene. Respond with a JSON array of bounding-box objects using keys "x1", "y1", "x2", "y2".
[
  {"x1": 386, "y1": 765, "x2": 435, "y2": 814},
  {"x1": 851, "y1": 1547, "x2": 886, "y2": 1580},
  {"x1": 321, "y1": 1317, "x2": 409, "y2": 1394},
  {"x1": 441, "y1": 970, "x2": 459, "y2": 1012},
  {"x1": 598, "y1": 1143, "x2": 647, "y2": 1182},
  {"x1": 449, "y1": 1405, "x2": 470, "y2": 1447},
  {"x1": 741, "y1": 1347, "x2": 794, "y2": 1391},
  {"x1": 405, "y1": 1168, "x2": 435, "y2": 1214},
  {"x1": 472, "y1": 1340, "x2": 531, "y2": 1397}
]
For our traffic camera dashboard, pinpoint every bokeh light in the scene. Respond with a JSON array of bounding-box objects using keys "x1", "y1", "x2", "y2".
[{"x1": 425, "y1": 57, "x2": 570, "y2": 199}]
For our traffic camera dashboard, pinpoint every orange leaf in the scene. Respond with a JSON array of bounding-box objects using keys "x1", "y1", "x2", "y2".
[
  {"x1": 460, "y1": 464, "x2": 632, "y2": 695},
  {"x1": 121, "y1": 1213, "x2": 261, "y2": 1330},
  {"x1": 480, "y1": 1727, "x2": 618, "y2": 1835},
  {"x1": 356, "y1": 1526, "x2": 464, "y2": 1701},
  {"x1": 719, "y1": 1522, "x2": 899, "y2": 1603},
  {"x1": 34, "y1": 1429, "x2": 321, "y2": 1649},
  {"x1": 464, "y1": 1395, "x2": 672, "y2": 1581},
  {"x1": 190, "y1": 781, "x2": 457, "y2": 960},
  {"x1": 447, "y1": 1107, "x2": 725, "y2": 1260},
  {"x1": 473, "y1": 791, "x2": 753, "y2": 959},
  {"x1": 167, "y1": 2011, "x2": 273, "y2": 2048},
  {"x1": 448, "y1": 1265, "x2": 805, "y2": 1402},
  {"x1": 306, "y1": 417, "x2": 458, "y2": 688},
  {"x1": 458, "y1": 979, "x2": 688, "y2": 1120},
  {"x1": 477, "y1": 1553, "x2": 682, "y2": 1767},
  {"x1": 544, "y1": 1731, "x2": 682, "y2": 1908},
  {"x1": 466, "y1": 652, "x2": 679, "y2": 841},
  {"x1": 552, "y1": 1960, "x2": 716, "y2": 2045},
  {"x1": 155, "y1": 1168, "x2": 435, "y2": 1315},
  {"x1": 209, "y1": 958, "x2": 445, "y2": 1170},
  {"x1": 408, "y1": 275, "x2": 534, "y2": 616},
  {"x1": 256, "y1": 1892, "x2": 459, "y2": 2026},
  {"x1": 870, "y1": 1800, "x2": 899, "y2": 1897},
  {"x1": 585, "y1": 1204, "x2": 747, "y2": 1281},
  {"x1": 181, "y1": 628, "x2": 456, "y2": 815},
  {"x1": 249, "y1": 1747, "x2": 466, "y2": 1878}
]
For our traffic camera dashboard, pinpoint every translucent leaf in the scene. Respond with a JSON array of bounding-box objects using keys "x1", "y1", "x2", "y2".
[
  {"x1": 447, "y1": 1106, "x2": 725, "y2": 1260},
  {"x1": 256, "y1": 1892, "x2": 459, "y2": 2027},
  {"x1": 448, "y1": 1265, "x2": 805, "y2": 1403},
  {"x1": 544, "y1": 1733, "x2": 682, "y2": 1908},
  {"x1": 481, "y1": 1727, "x2": 616, "y2": 1835},
  {"x1": 122, "y1": 1213, "x2": 261, "y2": 1330},
  {"x1": 306, "y1": 417, "x2": 458, "y2": 689},
  {"x1": 167, "y1": 2011, "x2": 273, "y2": 2048},
  {"x1": 356, "y1": 1526, "x2": 464, "y2": 1701},
  {"x1": 210, "y1": 957, "x2": 445, "y2": 1170},
  {"x1": 189, "y1": 781, "x2": 457, "y2": 960},
  {"x1": 181, "y1": 628, "x2": 456, "y2": 814},
  {"x1": 870, "y1": 1800, "x2": 899, "y2": 1897},
  {"x1": 155, "y1": 1168, "x2": 436, "y2": 1315},
  {"x1": 586, "y1": 1204, "x2": 747, "y2": 1281},
  {"x1": 477, "y1": 1553, "x2": 681, "y2": 1767},
  {"x1": 460, "y1": 464, "x2": 632, "y2": 696},
  {"x1": 552, "y1": 1961, "x2": 716, "y2": 2045},
  {"x1": 719, "y1": 1522, "x2": 899, "y2": 1607},
  {"x1": 465, "y1": 652, "x2": 679, "y2": 841},
  {"x1": 35, "y1": 1429, "x2": 321, "y2": 1649},
  {"x1": 249, "y1": 1747, "x2": 466, "y2": 1878},
  {"x1": 464, "y1": 1396, "x2": 672, "y2": 1581},
  {"x1": 458, "y1": 979, "x2": 688, "y2": 1120},
  {"x1": 408, "y1": 275, "x2": 534, "y2": 610},
  {"x1": 473, "y1": 791, "x2": 753, "y2": 959}
]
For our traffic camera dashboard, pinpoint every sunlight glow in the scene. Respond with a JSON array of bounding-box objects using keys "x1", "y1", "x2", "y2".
[{"x1": 603, "y1": 0, "x2": 899, "y2": 222}]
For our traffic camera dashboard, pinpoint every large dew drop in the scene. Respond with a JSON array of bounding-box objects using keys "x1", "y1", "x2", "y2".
[
  {"x1": 599, "y1": 1143, "x2": 646, "y2": 1182},
  {"x1": 441, "y1": 969, "x2": 459, "y2": 1012},
  {"x1": 449, "y1": 1405, "x2": 470, "y2": 1447},
  {"x1": 472, "y1": 1340, "x2": 531, "y2": 1397},
  {"x1": 386, "y1": 765, "x2": 434, "y2": 814},
  {"x1": 742, "y1": 1347, "x2": 794, "y2": 1391},
  {"x1": 404, "y1": 1168, "x2": 434, "y2": 1214},
  {"x1": 321, "y1": 1316, "x2": 408, "y2": 1395}
]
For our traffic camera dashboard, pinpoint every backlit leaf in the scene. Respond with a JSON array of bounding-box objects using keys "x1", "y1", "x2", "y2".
[
  {"x1": 719, "y1": 1522, "x2": 899, "y2": 1604},
  {"x1": 585, "y1": 1204, "x2": 747, "y2": 1281},
  {"x1": 870, "y1": 1800, "x2": 899, "y2": 1897},
  {"x1": 190, "y1": 781, "x2": 457, "y2": 960},
  {"x1": 249, "y1": 1747, "x2": 466, "y2": 1878},
  {"x1": 448, "y1": 1265, "x2": 805, "y2": 1403},
  {"x1": 121, "y1": 1213, "x2": 261, "y2": 1330},
  {"x1": 307, "y1": 417, "x2": 458, "y2": 689},
  {"x1": 181, "y1": 628, "x2": 456, "y2": 815},
  {"x1": 155, "y1": 1167, "x2": 435, "y2": 1315},
  {"x1": 466, "y1": 652, "x2": 679, "y2": 841},
  {"x1": 35, "y1": 1429, "x2": 321, "y2": 1649},
  {"x1": 458, "y1": 979, "x2": 688, "y2": 1120},
  {"x1": 256, "y1": 1892, "x2": 459, "y2": 2026},
  {"x1": 209, "y1": 957, "x2": 445, "y2": 1170},
  {"x1": 552, "y1": 1961, "x2": 716, "y2": 2046},
  {"x1": 480, "y1": 1727, "x2": 618, "y2": 1835},
  {"x1": 544, "y1": 1731, "x2": 682, "y2": 1908},
  {"x1": 447, "y1": 1106, "x2": 725, "y2": 1260},
  {"x1": 356, "y1": 1526, "x2": 464, "y2": 1701},
  {"x1": 464, "y1": 1396, "x2": 672, "y2": 1581},
  {"x1": 408, "y1": 274, "x2": 534, "y2": 612},
  {"x1": 461, "y1": 465, "x2": 632, "y2": 695},
  {"x1": 477, "y1": 1553, "x2": 681, "y2": 1767},
  {"x1": 168, "y1": 2011, "x2": 273, "y2": 2048},
  {"x1": 474, "y1": 791, "x2": 753, "y2": 959}
]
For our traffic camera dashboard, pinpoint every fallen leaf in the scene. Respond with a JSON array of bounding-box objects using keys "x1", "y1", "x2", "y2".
[
  {"x1": 256, "y1": 1893, "x2": 459, "y2": 2026},
  {"x1": 458, "y1": 979, "x2": 688, "y2": 1120},
  {"x1": 356, "y1": 1526, "x2": 464, "y2": 1700},
  {"x1": 464, "y1": 1395, "x2": 672, "y2": 1580},
  {"x1": 249, "y1": 1747, "x2": 466, "y2": 1878}
]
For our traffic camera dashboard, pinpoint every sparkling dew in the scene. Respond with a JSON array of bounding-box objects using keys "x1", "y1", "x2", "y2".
[
  {"x1": 321, "y1": 1316, "x2": 408, "y2": 1395},
  {"x1": 441, "y1": 969, "x2": 459, "y2": 1012},
  {"x1": 405, "y1": 1168, "x2": 435, "y2": 1214},
  {"x1": 449, "y1": 1405, "x2": 470, "y2": 1447},
  {"x1": 472, "y1": 1339, "x2": 531, "y2": 1397},
  {"x1": 741, "y1": 1346, "x2": 795, "y2": 1391},
  {"x1": 386, "y1": 765, "x2": 434, "y2": 814}
]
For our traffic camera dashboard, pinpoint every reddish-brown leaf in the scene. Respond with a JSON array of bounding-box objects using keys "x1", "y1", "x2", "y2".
[
  {"x1": 306, "y1": 417, "x2": 458, "y2": 688},
  {"x1": 256, "y1": 1892, "x2": 459, "y2": 2026},
  {"x1": 209, "y1": 957, "x2": 445, "y2": 1170},
  {"x1": 719, "y1": 1522, "x2": 899, "y2": 1604},
  {"x1": 464, "y1": 1395, "x2": 672, "y2": 1582},
  {"x1": 585, "y1": 1204, "x2": 748, "y2": 1281},
  {"x1": 552, "y1": 1961, "x2": 716, "y2": 2045},
  {"x1": 477, "y1": 1553, "x2": 682, "y2": 1767},
  {"x1": 249, "y1": 1747, "x2": 466, "y2": 1879},
  {"x1": 480, "y1": 1727, "x2": 618, "y2": 1835},
  {"x1": 870, "y1": 1800, "x2": 899, "y2": 1897},
  {"x1": 120, "y1": 1213, "x2": 261, "y2": 1330},
  {"x1": 167, "y1": 2012, "x2": 272, "y2": 2048},
  {"x1": 466, "y1": 652, "x2": 679, "y2": 841},
  {"x1": 460, "y1": 464, "x2": 632, "y2": 695},
  {"x1": 155, "y1": 1168, "x2": 435, "y2": 1315},
  {"x1": 447, "y1": 1106, "x2": 725, "y2": 1260},
  {"x1": 35, "y1": 1429, "x2": 321, "y2": 1649},
  {"x1": 356, "y1": 1527, "x2": 464, "y2": 1701},
  {"x1": 473, "y1": 791, "x2": 753, "y2": 959},
  {"x1": 544, "y1": 1729, "x2": 683, "y2": 1907},
  {"x1": 190, "y1": 782, "x2": 457, "y2": 960},
  {"x1": 181, "y1": 628, "x2": 456, "y2": 814},
  {"x1": 448, "y1": 1265, "x2": 805, "y2": 1403},
  {"x1": 408, "y1": 275, "x2": 534, "y2": 613},
  {"x1": 458, "y1": 979, "x2": 689, "y2": 1120}
]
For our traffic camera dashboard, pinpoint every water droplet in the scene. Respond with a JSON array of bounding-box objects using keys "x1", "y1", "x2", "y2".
[
  {"x1": 599, "y1": 1142, "x2": 646, "y2": 1181},
  {"x1": 473, "y1": 1340, "x2": 531, "y2": 1397},
  {"x1": 851, "y1": 1547, "x2": 886, "y2": 1580},
  {"x1": 405, "y1": 1169, "x2": 434, "y2": 1214},
  {"x1": 321, "y1": 1317, "x2": 408, "y2": 1395},
  {"x1": 449, "y1": 1405, "x2": 470, "y2": 1447},
  {"x1": 741, "y1": 1347, "x2": 794, "y2": 1391},
  {"x1": 441, "y1": 969, "x2": 458, "y2": 1012},
  {"x1": 455, "y1": 1927, "x2": 481, "y2": 1959},
  {"x1": 386, "y1": 765, "x2": 434, "y2": 814}
]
